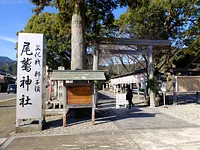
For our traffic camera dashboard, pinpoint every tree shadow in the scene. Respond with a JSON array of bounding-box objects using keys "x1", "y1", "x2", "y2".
[
  {"x1": 44, "y1": 119, "x2": 63, "y2": 129},
  {"x1": 43, "y1": 92, "x2": 157, "y2": 129},
  {"x1": 97, "y1": 103, "x2": 116, "y2": 109},
  {"x1": 97, "y1": 92, "x2": 115, "y2": 100},
  {"x1": 128, "y1": 112, "x2": 156, "y2": 118},
  {"x1": 160, "y1": 93, "x2": 199, "y2": 105},
  {"x1": 44, "y1": 108, "x2": 116, "y2": 129}
]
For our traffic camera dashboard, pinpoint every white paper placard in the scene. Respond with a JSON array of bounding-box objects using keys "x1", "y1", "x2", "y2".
[
  {"x1": 161, "y1": 82, "x2": 167, "y2": 92},
  {"x1": 16, "y1": 33, "x2": 44, "y2": 119}
]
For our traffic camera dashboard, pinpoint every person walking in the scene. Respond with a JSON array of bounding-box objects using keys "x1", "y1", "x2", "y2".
[{"x1": 126, "y1": 86, "x2": 134, "y2": 109}]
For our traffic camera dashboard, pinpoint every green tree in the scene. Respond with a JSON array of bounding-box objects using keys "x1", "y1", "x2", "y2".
[
  {"x1": 184, "y1": 14, "x2": 200, "y2": 54},
  {"x1": 20, "y1": 12, "x2": 71, "y2": 69},
  {"x1": 2, "y1": 63, "x2": 9, "y2": 74},
  {"x1": 29, "y1": 0, "x2": 140, "y2": 70},
  {"x1": 11, "y1": 62, "x2": 17, "y2": 75},
  {"x1": 116, "y1": 0, "x2": 200, "y2": 72}
]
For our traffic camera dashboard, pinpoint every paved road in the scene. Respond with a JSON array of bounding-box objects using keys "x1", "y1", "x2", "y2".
[
  {"x1": 2, "y1": 91, "x2": 200, "y2": 150},
  {"x1": 0, "y1": 100, "x2": 16, "y2": 138},
  {"x1": 0, "y1": 99, "x2": 16, "y2": 148},
  {"x1": 5, "y1": 131, "x2": 141, "y2": 150},
  {"x1": 0, "y1": 93, "x2": 16, "y2": 102}
]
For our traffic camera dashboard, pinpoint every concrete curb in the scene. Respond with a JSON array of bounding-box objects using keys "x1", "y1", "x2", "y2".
[
  {"x1": 0, "y1": 136, "x2": 15, "y2": 150},
  {"x1": 0, "y1": 98, "x2": 15, "y2": 103},
  {"x1": 0, "y1": 138, "x2": 7, "y2": 147}
]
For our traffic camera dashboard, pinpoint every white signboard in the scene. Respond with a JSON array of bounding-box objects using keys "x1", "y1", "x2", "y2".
[
  {"x1": 17, "y1": 33, "x2": 44, "y2": 119},
  {"x1": 161, "y1": 82, "x2": 167, "y2": 92}
]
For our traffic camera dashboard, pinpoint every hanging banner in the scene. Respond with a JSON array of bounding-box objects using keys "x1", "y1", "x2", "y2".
[{"x1": 16, "y1": 33, "x2": 44, "y2": 119}]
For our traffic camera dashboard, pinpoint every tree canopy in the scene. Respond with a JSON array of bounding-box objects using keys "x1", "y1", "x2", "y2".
[
  {"x1": 19, "y1": 0, "x2": 200, "y2": 77},
  {"x1": 115, "y1": 0, "x2": 200, "y2": 73},
  {"x1": 26, "y1": 0, "x2": 137, "y2": 69},
  {"x1": 19, "y1": 12, "x2": 71, "y2": 69}
]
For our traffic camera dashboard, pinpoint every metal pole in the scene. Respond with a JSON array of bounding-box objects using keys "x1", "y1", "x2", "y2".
[
  {"x1": 144, "y1": 79, "x2": 147, "y2": 100},
  {"x1": 163, "y1": 91, "x2": 166, "y2": 106}
]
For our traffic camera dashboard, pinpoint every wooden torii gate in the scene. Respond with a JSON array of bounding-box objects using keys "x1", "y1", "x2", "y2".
[{"x1": 92, "y1": 38, "x2": 170, "y2": 107}]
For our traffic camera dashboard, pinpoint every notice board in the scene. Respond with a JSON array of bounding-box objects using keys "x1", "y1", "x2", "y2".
[
  {"x1": 67, "y1": 85, "x2": 92, "y2": 104},
  {"x1": 177, "y1": 76, "x2": 200, "y2": 92}
]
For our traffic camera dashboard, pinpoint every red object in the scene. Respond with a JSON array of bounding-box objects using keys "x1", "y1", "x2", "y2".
[{"x1": 50, "y1": 81, "x2": 52, "y2": 93}]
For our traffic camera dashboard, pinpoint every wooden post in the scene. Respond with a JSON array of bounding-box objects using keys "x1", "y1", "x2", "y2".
[
  {"x1": 148, "y1": 45, "x2": 155, "y2": 107},
  {"x1": 144, "y1": 78, "x2": 147, "y2": 100},
  {"x1": 173, "y1": 75, "x2": 177, "y2": 105},
  {"x1": 94, "y1": 85, "x2": 97, "y2": 106},
  {"x1": 92, "y1": 81, "x2": 95, "y2": 126},
  {"x1": 63, "y1": 81, "x2": 67, "y2": 127},
  {"x1": 42, "y1": 59, "x2": 47, "y2": 125},
  {"x1": 196, "y1": 92, "x2": 200, "y2": 103},
  {"x1": 54, "y1": 81, "x2": 57, "y2": 98}
]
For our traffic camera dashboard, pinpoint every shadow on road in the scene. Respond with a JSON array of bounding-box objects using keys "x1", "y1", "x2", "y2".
[
  {"x1": 43, "y1": 91, "x2": 158, "y2": 129},
  {"x1": 0, "y1": 105, "x2": 15, "y2": 108},
  {"x1": 162, "y1": 93, "x2": 200, "y2": 105}
]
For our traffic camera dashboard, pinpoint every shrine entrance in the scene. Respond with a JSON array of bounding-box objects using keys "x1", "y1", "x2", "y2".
[
  {"x1": 48, "y1": 38, "x2": 170, "y2": 128},
  {"x1": 92, "y1": 38, "x2": 170, "y2": 107}
]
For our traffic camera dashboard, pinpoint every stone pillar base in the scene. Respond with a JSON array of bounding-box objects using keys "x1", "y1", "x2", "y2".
[{"x1": 16, "y1": 124, "x2": 42, "y2": 133}]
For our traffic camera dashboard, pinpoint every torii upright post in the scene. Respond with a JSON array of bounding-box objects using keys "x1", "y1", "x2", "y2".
[
  {"x1": 148, "y1": 45, "x2": 155, "y2": 107},
  {"x1": 93, "y1": 43, "x2": 99, "y2": 106},
  {"x1": 93, "y1": 43, "x2": 99, "y2": 70}
]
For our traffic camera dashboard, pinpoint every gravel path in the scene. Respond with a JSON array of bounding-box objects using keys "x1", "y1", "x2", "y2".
[
  {"x1": 155, "y1": 103, "x2": 200, "y2": 126},
  {"x1": 14, "y1": 115, "x2": 119, "y2": 137},
  {"x1": 12, "y1": 91, "x2": 120, "y2": 137}
]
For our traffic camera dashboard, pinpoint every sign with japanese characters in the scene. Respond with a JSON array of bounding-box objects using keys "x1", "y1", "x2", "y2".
[{"x1": 17, "y1": 33, "x2": 44, "y2": 119}]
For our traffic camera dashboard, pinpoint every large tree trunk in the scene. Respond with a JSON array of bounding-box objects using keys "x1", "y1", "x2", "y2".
[{"x1": 71, "y1": 1, "x2": 86, "y2": 70}]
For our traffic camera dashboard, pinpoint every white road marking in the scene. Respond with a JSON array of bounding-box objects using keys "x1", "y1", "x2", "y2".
[
  {"x1": 87, "y1": 144, "x2": 95, "y2": 147},
  {"x1": 100, "y1": 145, "x2": 111, "y2": 148},
  {"x1": 0, "y1": 98, "x2": 15, "y2": 103},
  {"x1": 62, "y1": 144, "x2": 78, "y2": 147}
]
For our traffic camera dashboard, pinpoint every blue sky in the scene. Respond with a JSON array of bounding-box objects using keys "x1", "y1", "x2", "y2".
[{"x1": 0, "y1": 0, "x2": 127, "y2": 60}]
